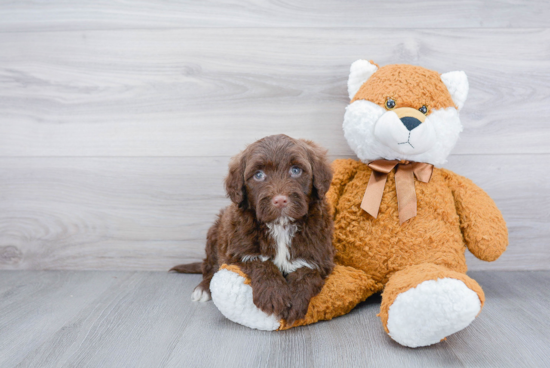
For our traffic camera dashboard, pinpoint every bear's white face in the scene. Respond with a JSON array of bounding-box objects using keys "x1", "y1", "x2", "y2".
[
  {"x1": 343, "y1": 101, "x2": 462, "y2": 166},
  {"x1": 343, "y1": 61, "x2": 468, "y2": 167}
]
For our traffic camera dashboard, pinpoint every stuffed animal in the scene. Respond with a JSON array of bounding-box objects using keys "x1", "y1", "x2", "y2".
[{"x1": 210, "y1": 60, "x2": 508, "y2": 348}]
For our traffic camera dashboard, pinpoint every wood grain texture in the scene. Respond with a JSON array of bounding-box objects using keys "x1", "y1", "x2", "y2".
[
  {"x1": 1, "y1": 28, "x2": 550, "y2": 157},
  {"x1": 0, "y1": 154, "x2": 547, "y2": 271},
  {"x1": 0, "y1": 270, "x2": 549, "y2": 367},
  {"x1": 1, "y1": 2, "x2": 548, "y2": 272},
  {"x1": 449, "y1": 271, "x2": 550, "y2": 367},
  {"x1": 0, "y1": 0, "x2": 549, "y2": 31}
]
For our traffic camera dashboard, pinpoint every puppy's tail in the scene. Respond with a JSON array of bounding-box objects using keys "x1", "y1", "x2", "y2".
[{"x1": 169, "y1": 262, "x2": 202, "y2": 274}]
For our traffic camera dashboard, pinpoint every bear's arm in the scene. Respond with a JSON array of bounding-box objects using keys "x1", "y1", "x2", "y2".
[
  {"x1": 326, "y1": 159, "x2": 362, "y2": 218},
  {"x1": 442, "y1": 169, "x2": 508, "y2": 262}
]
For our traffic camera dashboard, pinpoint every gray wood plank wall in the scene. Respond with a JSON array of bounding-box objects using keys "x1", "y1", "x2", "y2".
[{"x1": 1, "y1": 1, "x2": 549, "y2": 271}]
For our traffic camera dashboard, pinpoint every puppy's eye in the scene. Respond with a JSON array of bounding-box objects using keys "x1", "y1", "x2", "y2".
[
  {"x1": 385, "y1": 98, "x2": 396, "y2": 110},
  {"x1": 419, "y1": 105, "x2": 428, "y2": 114},
  {"x1": 253, "y1": 170, "x2": 266, "y2": 182},
  {"x1": 289, "y1": 166, "x2": 302, "y2": 178}
]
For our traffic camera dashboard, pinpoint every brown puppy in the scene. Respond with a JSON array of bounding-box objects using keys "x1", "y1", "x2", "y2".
[{"x1": 171, "y1": 134, "x2": 334, "y2": 323}]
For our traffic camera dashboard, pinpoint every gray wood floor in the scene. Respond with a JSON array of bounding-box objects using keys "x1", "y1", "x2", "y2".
[{"x1": 0, "y1": 270, "x2": 548, "y2": 368}]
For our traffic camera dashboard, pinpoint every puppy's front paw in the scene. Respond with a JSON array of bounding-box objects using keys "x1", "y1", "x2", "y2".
[
  {"x1": 284, "y1": 296, "x2": 310, "y2": 324},
  {"x1": 253, "y1": 284, "x2": 291, "y2": 319},
  {"x1": 191, "y1": 286, "x2": 211, "y2": 302}
]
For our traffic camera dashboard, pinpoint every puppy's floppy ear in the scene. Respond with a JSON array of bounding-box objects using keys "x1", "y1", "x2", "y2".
[
  {"x1": 300, "y1": 139, "x2": 333, "y2": 200},
  {"x1": 224, "y1": 151, "x2": 247, "y2": 207}
]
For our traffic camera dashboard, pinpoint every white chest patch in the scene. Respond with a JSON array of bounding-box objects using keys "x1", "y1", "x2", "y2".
[{"x1": 266, "y1": 217, "x2": 315, "y2": 274}]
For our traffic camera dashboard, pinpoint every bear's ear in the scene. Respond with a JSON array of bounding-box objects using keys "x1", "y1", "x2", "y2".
[
  {"x1": 348, "y1": 60, "x2": 378, "y2": 100},
  {"x1": 441, "y1": 71, "x2": 469, "y2": 110}
]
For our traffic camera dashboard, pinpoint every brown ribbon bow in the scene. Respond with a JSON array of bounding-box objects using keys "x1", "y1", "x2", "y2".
[{"x1": 360, "y1": 160, "x2": 434, "y2": 224}]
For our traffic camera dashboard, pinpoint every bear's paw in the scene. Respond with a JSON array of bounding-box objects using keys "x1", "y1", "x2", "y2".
[{"x1": 210, "y1": 268, "x2": 281, "y2": 331}]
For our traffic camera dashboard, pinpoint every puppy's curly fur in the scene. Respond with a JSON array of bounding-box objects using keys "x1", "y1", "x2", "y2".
[{"x1": 171, "y1": 134, "x2": 334, "y2": 323}]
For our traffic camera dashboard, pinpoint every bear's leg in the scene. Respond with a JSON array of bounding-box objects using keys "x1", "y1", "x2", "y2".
[
  {"x1": 379, "y1": 263, "x2": 485, "y2": 348},
  {"x1": 210, "y1": 264, "x2": 380, "y2": 331}
]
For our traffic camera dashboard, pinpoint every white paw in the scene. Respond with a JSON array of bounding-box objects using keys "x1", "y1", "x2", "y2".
[
  {"x1": 191, "y1": 286, "x2": 211, "y2": 302},
  {"x1": 387, "y1": 278, "x2": 481, "y2": 348},
  {"x1": 210, "y1": 269, "x2": 280, "y2": 331}
]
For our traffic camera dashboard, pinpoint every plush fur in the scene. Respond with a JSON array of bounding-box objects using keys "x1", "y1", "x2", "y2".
[
  {"x1": 210, "y1": 266, "x2": 281, "y2": 331},
  {"x1": 211, "y1": 62, "x2": 508, "y2": 348},
  {"x1": 344, "y1": 62, "x2": 466, "y2": 166},
  {"x1": 380, "y1": 263, "x2": 484, "y2": 347},
  {"x1": 386, "y1": 277, "x2": 481, "y2": 347},
  {"x1": 172, "y1": 134, "x2": 334, "y2": 325},
  {"x1": 344, "y1": 101, "x2": 462, "y2": 166}
]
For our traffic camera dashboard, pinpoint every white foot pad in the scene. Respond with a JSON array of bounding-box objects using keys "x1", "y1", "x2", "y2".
[
  {"x1": 387, "y1": 278, "x2": 481, "y2": 348},
  {"x1": 210, "y1": 269, "x2": 280, "y2": 331},
  {"x1": 191, "y1": 286, "x2": 211, "y2": 302}
]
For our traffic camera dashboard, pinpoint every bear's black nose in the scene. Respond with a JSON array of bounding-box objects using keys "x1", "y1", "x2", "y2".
[{"x1": 400, "y1": 117, "x2": 422, "y2": 131}]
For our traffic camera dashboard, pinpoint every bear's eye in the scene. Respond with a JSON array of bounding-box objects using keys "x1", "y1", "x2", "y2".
[
  {"x1": 385, "y1": 98, "x2": 396, "y2": 110},
  {"x1": 419, "y1": 105, "x2": 428, "y2": 114}
]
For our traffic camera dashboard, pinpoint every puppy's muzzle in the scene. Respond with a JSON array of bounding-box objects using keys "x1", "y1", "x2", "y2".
[{"x1": 394, "y1": 107, "x2": 426, "y2": 131}]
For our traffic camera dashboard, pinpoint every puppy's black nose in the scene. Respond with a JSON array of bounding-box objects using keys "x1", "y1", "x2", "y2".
[
  {"x1": 400, "y1": 117, "x2": 422, "y2": 131},
  {"x1": 272, "y1": 195, "x2": 289, "y2": 208}
]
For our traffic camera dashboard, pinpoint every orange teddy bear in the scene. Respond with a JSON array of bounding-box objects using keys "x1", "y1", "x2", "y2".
[{"x1": 210, "y1": 61, "x2": 508, "y2": 348}]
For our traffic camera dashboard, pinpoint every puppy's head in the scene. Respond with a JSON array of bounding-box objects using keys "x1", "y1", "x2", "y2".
[{"x1": 225, "y1": 134, "x2": 332, "y2": 223}]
